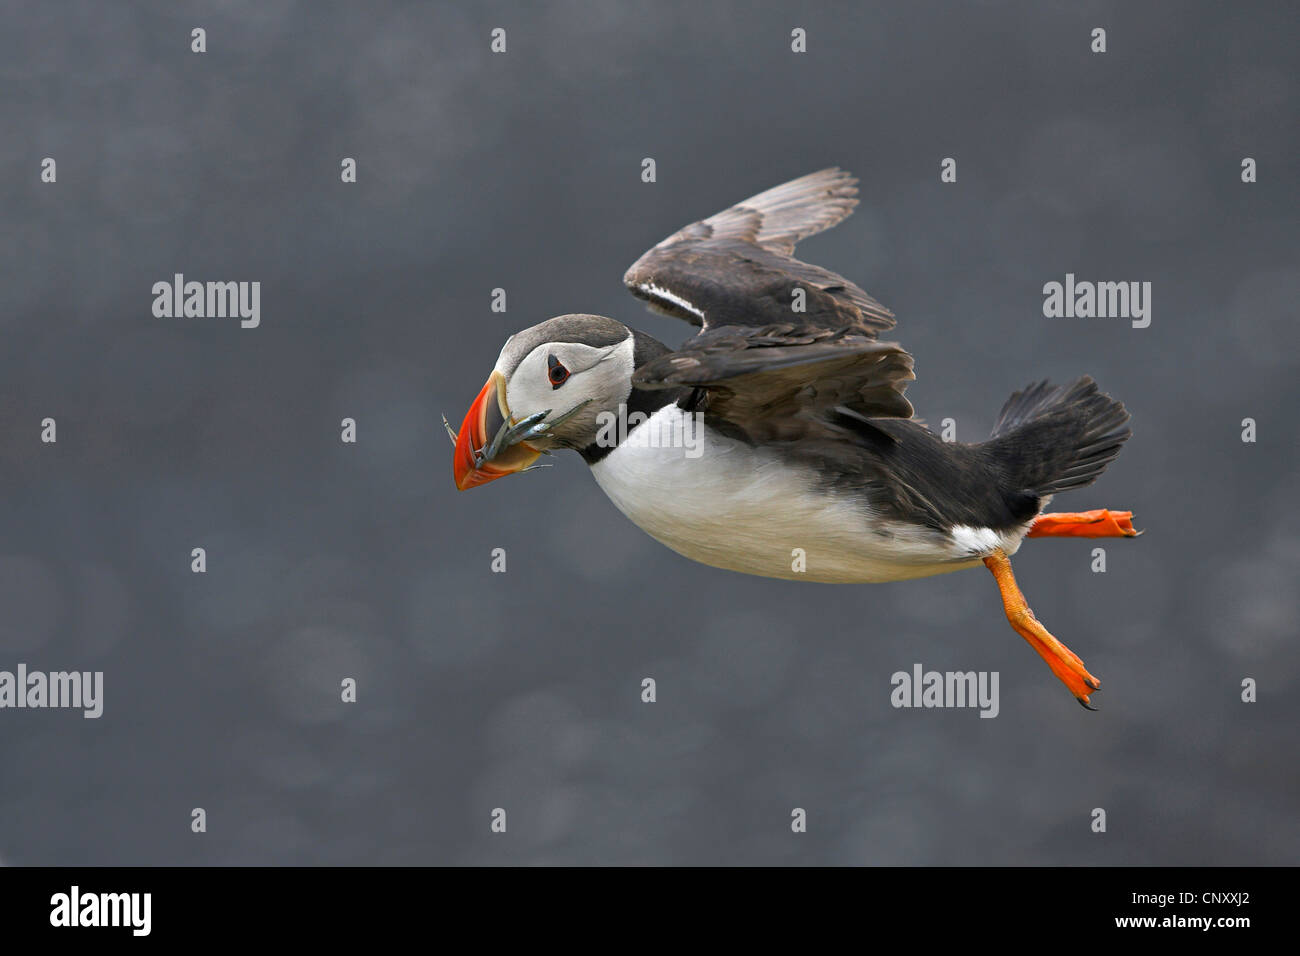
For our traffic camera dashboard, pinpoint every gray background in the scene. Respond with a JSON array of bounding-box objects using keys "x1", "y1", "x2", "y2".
[{"x1": 1, "y1": 0, "x2": 1296, "y2": 865}]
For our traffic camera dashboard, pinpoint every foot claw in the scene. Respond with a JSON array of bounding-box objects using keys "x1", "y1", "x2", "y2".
[{"x1": 1076, "y1": 696, "x2": 1099, "y2": 712}]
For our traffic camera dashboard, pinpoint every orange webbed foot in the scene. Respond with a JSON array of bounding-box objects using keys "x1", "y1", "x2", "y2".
[
  {"x1": 983, "y1": 549, "x2": 1101, "y2": 709},
  {"x1": 1028, "y1": 509, "x2": 1140, "y2": 539}
]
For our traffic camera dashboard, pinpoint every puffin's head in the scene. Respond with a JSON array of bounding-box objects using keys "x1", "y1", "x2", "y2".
[{"x1": 452, "y1": 314, "x2": 637, "y2": 490}]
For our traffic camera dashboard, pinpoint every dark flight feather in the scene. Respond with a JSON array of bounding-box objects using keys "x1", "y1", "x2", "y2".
[
  {"x1": 623, "y1": 167, "x2": 893, "y2": 334},
  {"x1": 623, "y1": 169, "x2": 913, "y2": 436}
]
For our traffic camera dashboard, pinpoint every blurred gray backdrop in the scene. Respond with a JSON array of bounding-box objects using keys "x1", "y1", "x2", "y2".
[{"x1": 1, "y1": 0, "x2": 1296, "y2": 865}]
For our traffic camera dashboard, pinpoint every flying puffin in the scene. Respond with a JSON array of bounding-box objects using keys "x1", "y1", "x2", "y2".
[{"x1": 448, "y1": 169, "x2": 1138, "y2": 710}]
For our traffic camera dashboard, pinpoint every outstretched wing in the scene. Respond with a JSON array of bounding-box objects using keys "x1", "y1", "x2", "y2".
[
  {"x1": 623, "y1": 167, "x2": 894, "y2": 334},
  {"x1": 623, "y1": 169, "x2": 915, "y2": 434}
]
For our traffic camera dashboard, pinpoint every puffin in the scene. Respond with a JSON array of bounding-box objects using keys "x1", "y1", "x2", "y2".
[{"x1": 448, "y1": 169, "x2": 1138, "y2": 710}]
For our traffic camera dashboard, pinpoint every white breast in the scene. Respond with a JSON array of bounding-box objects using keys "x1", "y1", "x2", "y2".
[{"x1": 588, "y1": 405, "x2": 1014, "y2": 583}]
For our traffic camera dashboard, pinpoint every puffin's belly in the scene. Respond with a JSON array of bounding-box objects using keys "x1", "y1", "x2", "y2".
[{"x1": 587, "y1": 407, "x2": 983, "y2": 583}]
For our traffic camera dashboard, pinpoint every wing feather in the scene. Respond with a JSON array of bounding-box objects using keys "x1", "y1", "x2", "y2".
[
  {"x1": 624, "y1": 167, "x2": 894, "y2": 334},
  {"x1": 622, "y1": 170, "x2": 914, "y2": 438}
]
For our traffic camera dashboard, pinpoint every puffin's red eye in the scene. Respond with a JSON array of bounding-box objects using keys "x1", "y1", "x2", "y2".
[{"x1": 547, "y1": 355, "x2": 569, "y2": 388}]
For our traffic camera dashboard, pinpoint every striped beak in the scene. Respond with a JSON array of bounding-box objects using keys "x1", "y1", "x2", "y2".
[{"x1": 453, "y1": 371, "x2": 543, "y2": 490}]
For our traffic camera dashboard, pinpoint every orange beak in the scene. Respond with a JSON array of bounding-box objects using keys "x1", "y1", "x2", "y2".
[{"x1": 453, "y1": 371, "x2": 543, "y2": 490}]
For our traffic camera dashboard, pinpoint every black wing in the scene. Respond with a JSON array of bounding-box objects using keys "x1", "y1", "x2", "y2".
[
  {"x1": 623, "y1": 167, "x2": 894, "y2": 333},
  {"x1": 623, "y1": 169, "x2": 915, "y2": 433}
]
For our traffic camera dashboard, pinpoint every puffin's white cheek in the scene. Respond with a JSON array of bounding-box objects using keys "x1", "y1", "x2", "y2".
[{"x1": 504, "y1": 377, "x2": 548, "y2": 422}]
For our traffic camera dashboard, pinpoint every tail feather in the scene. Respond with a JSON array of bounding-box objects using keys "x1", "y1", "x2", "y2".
[{"x1": 986, "y1": 377, "x2": 1131, "y2": 499}]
